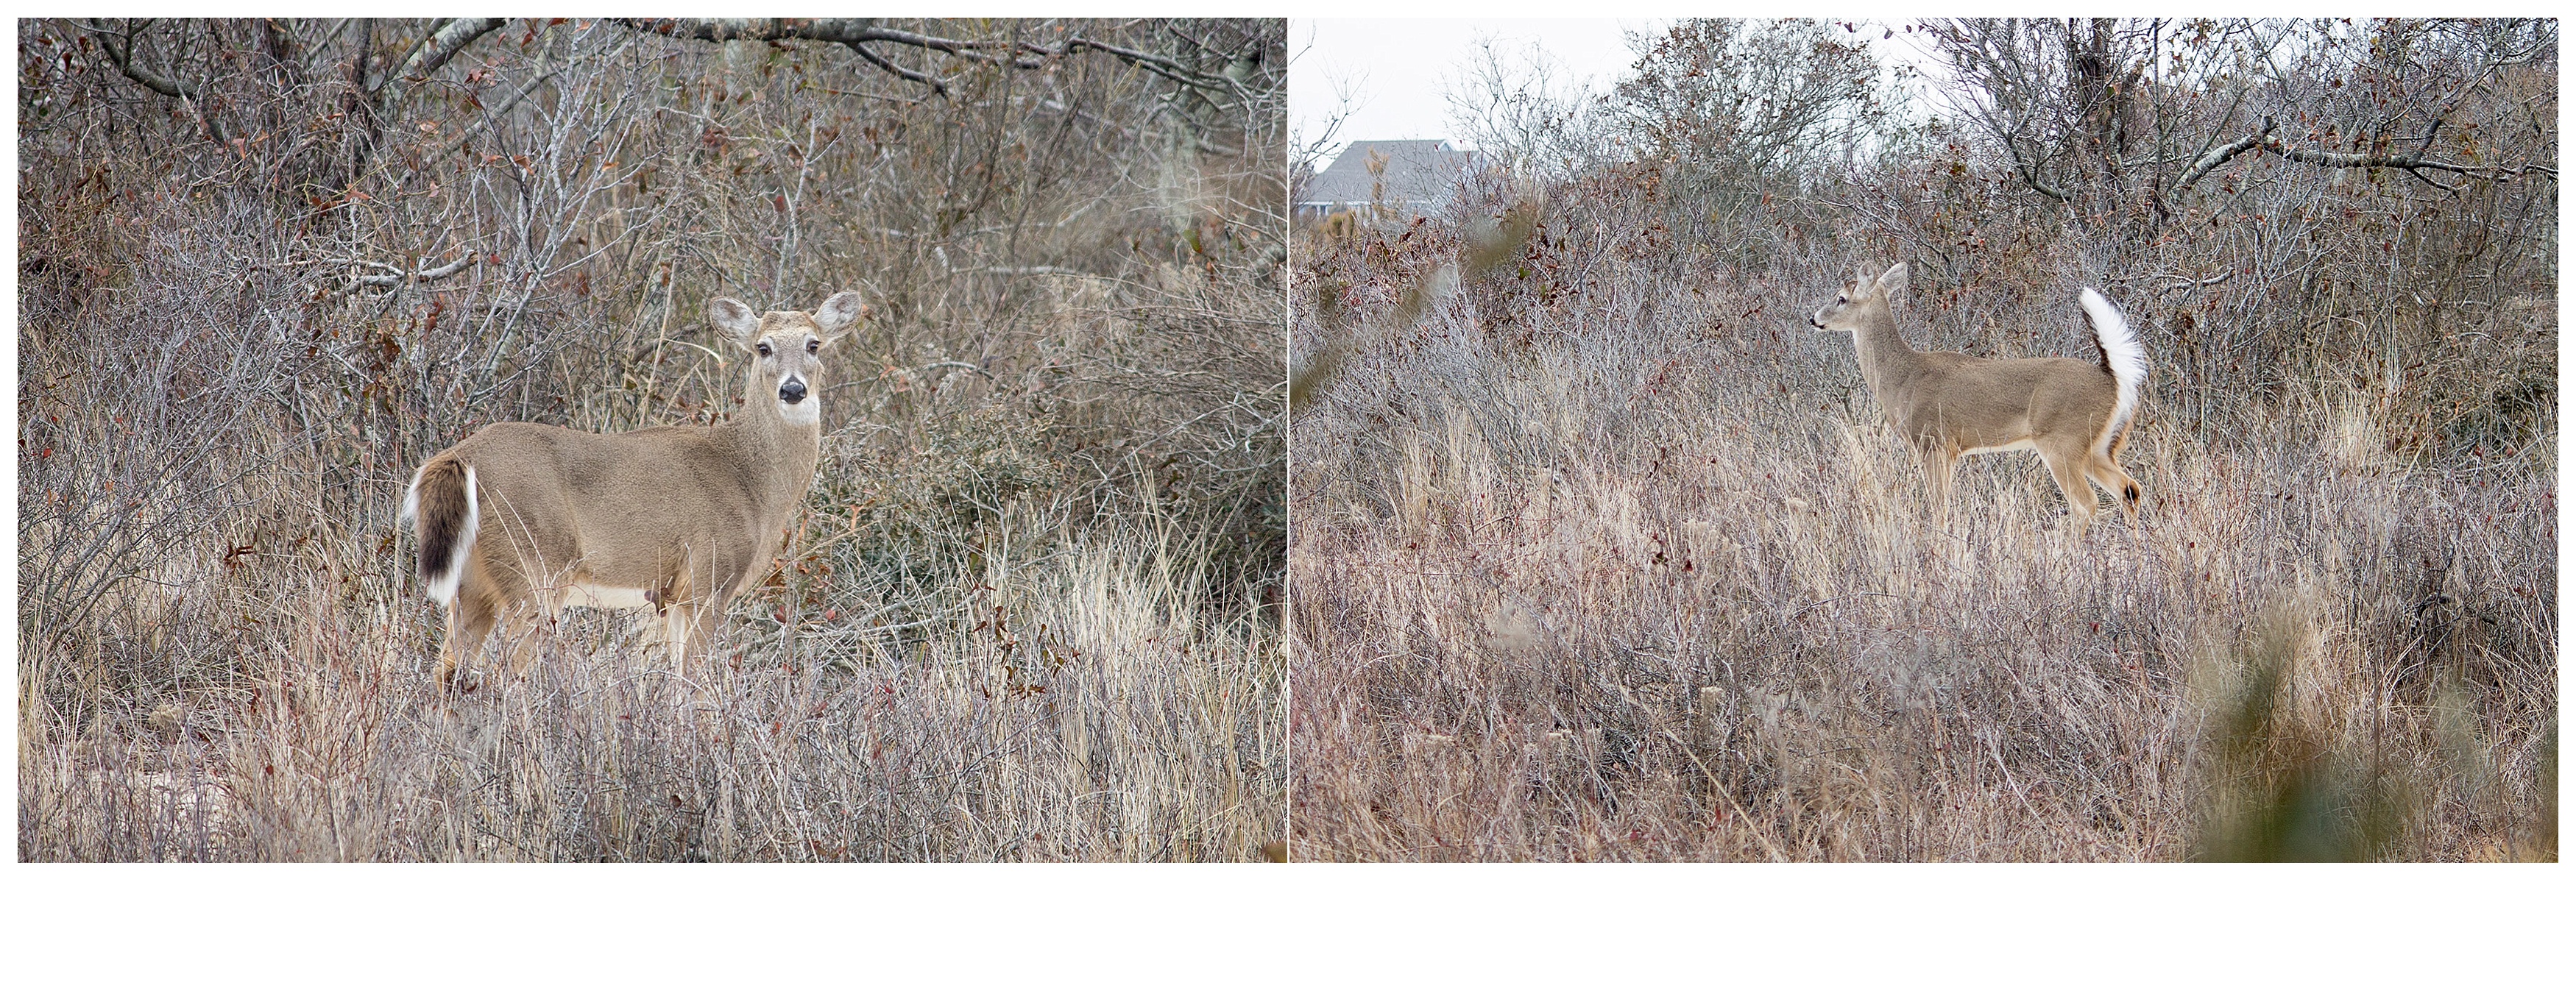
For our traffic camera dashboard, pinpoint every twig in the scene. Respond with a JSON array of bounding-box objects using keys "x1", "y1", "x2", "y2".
[{"x1": 1654, "y1": 729, "x2": 1786, "y2": 862}]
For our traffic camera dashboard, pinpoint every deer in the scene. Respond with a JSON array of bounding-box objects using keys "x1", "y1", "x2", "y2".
[
  {"x1": 400, "y1": 291, "x2": 864, "y2": 690},
  {"x1": 1808, "y1": 262, "x2": 2147, "y2": 529}
]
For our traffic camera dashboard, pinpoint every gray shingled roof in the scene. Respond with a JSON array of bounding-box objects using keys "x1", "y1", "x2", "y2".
[{"x1": 1297, "y1": 140, "x2": 1480, "y2": 211}]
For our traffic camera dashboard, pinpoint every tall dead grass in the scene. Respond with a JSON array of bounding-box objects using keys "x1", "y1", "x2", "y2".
[
  {"x1": 21, "y1": 510, "x2": 1280, "y2": 861},
  {"x1": 1289, "y1": 218, "x2": 2553, "y2": 862}
]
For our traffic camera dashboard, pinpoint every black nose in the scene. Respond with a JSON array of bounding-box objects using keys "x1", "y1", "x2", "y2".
[{"x1": 779, "y1": 377, "x2": 807, "y2": 405}]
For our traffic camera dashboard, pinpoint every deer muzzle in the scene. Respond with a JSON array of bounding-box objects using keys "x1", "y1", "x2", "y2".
[{"x1": 777, "y1": 376, "x2": 808, "y2": 406}]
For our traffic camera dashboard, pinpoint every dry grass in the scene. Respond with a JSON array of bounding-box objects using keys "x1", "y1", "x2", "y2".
[
  {"x1": 21, "y1": 508, "x2": 1281, "y2": 861},
  {"x1": 1288, "y1": 221, "x2": 2555, "y2": 862}
]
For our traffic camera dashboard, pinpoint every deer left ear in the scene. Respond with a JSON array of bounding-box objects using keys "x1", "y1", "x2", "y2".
[
  {"x1": 812, "y1": 291, "x2": 866, "y2": 347},
  {"x1": 1879, "y1": 262, "x2": 1909, "y2": 299}
]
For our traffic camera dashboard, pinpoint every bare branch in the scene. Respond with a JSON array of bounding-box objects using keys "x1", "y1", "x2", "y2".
[
  {"x1": 82, "y1": 21, "x2": 230, "y2": 147},
  {"x1": 85, "y1": 21, "x2": 197, "y2": 99},
  {"x1": 372, "y1": 17, "x2": 507, "y2": 103},
  {"x1": 846, "y1": 43, "x2": 950, "y2": 97},
  {"x1": 347, "y1": 252, "x2": 477, "y2": 288},
  {"x1": 2176, "y1": 116, "x2": 2275, "y2": 191},
  {"x1": 613, "y1": 18, "x2": 1249, "y2": 102},
  {"x1": 2269, "y1": 143, "x2": 2482, "y2": 176},
  {"x1": 2008, "y1": 142, "x2": 2070, "y2": 202},
  {"x1": 1052, "y1": 35, "x2": 1241, "y2": 98}
]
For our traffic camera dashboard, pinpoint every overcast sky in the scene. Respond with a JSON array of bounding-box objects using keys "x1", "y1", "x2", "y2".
[
  {"x1": 1288, "y1": 18, "x2": 1968, "y2": 171},
  {"x1": 1289, "y1": 18, "x2": 1660, "y2": 167}
]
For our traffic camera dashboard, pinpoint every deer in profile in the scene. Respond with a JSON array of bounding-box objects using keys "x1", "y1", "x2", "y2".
[
  {"x1": 400, "y1": 291, "x2": 864, "y2": 689},
  {"x1": 1809, "y1": 262, "x2": 2146, "y2": 528}
]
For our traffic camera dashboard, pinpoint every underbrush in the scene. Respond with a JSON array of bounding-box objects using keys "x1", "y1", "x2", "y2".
[
  {"x1": 1289, "y1": 209, "x2": 2554, "y2": 861},
  {"x1": 21, "y1": 511, "x2": 1281, "y2": 861}
]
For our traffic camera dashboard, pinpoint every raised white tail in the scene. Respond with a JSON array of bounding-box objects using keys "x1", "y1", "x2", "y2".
[
  {"x1": 1812, "y1": 263, "x2": 2148, "y2": 527},
  {"x1": 2078, "y1": 287, "x2": 2146, "y2": 460}
]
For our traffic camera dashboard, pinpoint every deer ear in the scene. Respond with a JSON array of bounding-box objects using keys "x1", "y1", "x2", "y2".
[
  {"x1": 1880, "y1": 262, "x2": 1909, "y2": 299},
  {"x1": 708, "y1": 297, "x2": 760, "y2": 345},
  {"x1": 812, "y1": 291, "x2": 866, "y2": 343}
]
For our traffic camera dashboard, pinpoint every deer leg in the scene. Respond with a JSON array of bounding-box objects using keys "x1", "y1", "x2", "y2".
[
  {"x1": 683, "y1": 604, "x2": 723, "y2": 676},
  {"x1": 437, "y1": 594, "x2": 497, "y2": 692},
  {"x1": 494, "y1": 607, "x2": 545, "y2": 681},
  {"x1": 659, "y1": 603, "x2": 696, "y2": 675},
  {"x1": 2086, "y1": 452, "x2": 2144, "y2": 528},
  {"x1": 648, "y1": 572, "x2": 707, "y2": 677},
  {"x1": 1917, "y1": 446, "x2": 1958, "y2": 528},
  {"x1": 2041, "y1": 447, "x2": 2099, "y2": 526}
]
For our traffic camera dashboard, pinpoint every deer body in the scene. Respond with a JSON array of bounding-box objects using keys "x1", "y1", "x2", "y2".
[
  {"x1": 1814, "y1": 263, "x2": 2145, "y2": 527},
  {"x1": 402, "y1": 291, "x2": 863, "y2": 688}
]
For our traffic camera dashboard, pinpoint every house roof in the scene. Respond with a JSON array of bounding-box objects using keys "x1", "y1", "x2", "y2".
[{"x1": 1298, "y1": 139, "x2": 1481, "y2": 209}]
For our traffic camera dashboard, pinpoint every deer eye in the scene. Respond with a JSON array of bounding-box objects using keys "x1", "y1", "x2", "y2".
[
  {"x1": 757, "y1": 341, "x2": 773, "y2": 358},
  {"x1": 1836, "y1": 295, "x2": 1847, "y2": 305},
  {"x1": 807, "y1": 339, "x2": 821, "y2": 355}
]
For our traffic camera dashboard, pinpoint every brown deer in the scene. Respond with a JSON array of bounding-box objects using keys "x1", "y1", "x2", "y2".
[
  {"x1": 400, "y1": 291, "x2": 864, "y2": 689},
  {"x1": 1810, "y1": 263, "x2": 2146, "y2": 527}
]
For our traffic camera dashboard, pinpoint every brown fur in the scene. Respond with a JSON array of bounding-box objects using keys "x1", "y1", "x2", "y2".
[{"x1": 405, "y1": 291, "x2": 863, "y2": 689}]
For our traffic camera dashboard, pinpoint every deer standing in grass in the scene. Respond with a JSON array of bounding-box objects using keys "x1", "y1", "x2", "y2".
[
  {"x1": 401, "y1": 291, "x2": 864, "y2": 689},
  {"x1": 1809, "y1": 262, "x2": 2146, "y2": 527}
]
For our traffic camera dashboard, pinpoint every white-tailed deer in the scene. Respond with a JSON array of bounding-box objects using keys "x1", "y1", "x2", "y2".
[
  {"x1": 1809, "y1": 262, "x2": 2146, "y2": 527},
  {"x1": 400, "y1": 291, "x2": 864, "y2": 689}
]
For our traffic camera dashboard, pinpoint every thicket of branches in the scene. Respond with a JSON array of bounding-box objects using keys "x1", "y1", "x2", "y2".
[
  {"x1": 20, "y1": 17, "x2": 1287, "y2": 860},
  {"x1": 1294, "y1": 18, "x2": 2553, "y2": 860}
]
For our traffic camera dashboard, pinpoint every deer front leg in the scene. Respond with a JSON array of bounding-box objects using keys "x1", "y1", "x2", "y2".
[{"x1": 493, "y1": 609, "x2": 545, "y2": 682}]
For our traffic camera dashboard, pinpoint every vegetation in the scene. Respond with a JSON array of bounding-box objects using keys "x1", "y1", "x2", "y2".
[
  {"x1": 18, "y1": 17, "x2": 1286, "y2": 861},
  {"x1": 1291, "y1": 18, "x2": 2554, "y2": 861}
]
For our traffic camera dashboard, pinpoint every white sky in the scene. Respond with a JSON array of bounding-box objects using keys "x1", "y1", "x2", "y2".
[{"x1": 1290, "y1": 18, "x2": 1659, "y2": 167}]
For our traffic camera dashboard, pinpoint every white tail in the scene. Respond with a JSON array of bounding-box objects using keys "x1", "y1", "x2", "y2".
[
  {"x1": 1810, "y1": 262, "x2": 2146, "y2": 527},
  {"x1": 400, "y1": 291, "x2": 866, "y2": 689}
]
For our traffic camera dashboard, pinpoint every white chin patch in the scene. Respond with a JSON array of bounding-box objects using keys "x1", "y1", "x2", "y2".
[{"x1": 778, "y1": 397, "x2": 821, "y2": 426}]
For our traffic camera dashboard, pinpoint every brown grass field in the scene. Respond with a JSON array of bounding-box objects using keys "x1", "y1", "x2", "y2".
[{"x1": 1290, "y1": 333, "x2": 2554, "y2": 859}]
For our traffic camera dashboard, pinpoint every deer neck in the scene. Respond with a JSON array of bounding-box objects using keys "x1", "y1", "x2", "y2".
[
  {"x1": 1850, "y1": 303, "x2": 1925, "y2": 402},
  {"x1": 726, "y1": 369, "x2": 824, "y2": 516}
]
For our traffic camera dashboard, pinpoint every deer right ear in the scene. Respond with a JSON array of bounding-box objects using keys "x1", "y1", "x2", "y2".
[
  {"x1": 708, "y1": 297, "x2": 759, "y2": 345},
  {"x1": 1879, "y1": 263, "x2": 1908, "y2": 299}
]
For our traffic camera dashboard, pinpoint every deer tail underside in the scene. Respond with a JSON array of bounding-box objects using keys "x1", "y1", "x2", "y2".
[
  {"x1": 2080, "y1": 287, "x2": 2147, "y2": 452},
  {"x1": 406, "y1": 456, "x2": 478, "y2": 606}
]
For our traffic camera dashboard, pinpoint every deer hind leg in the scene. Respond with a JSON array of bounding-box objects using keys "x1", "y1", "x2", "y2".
[
  {"x1": 2039, "y1": 446, "x2": 2101, "y2": 527},
  {"x1": 1916, "y1": 444, "x2": 1958, "y2": 528},
  {"x1": 2085, "y1": 451, "x2": 2144, "y2": 528},
  {"x1": 436, "y1": 591, "x2": 498, "y2": 692}
]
